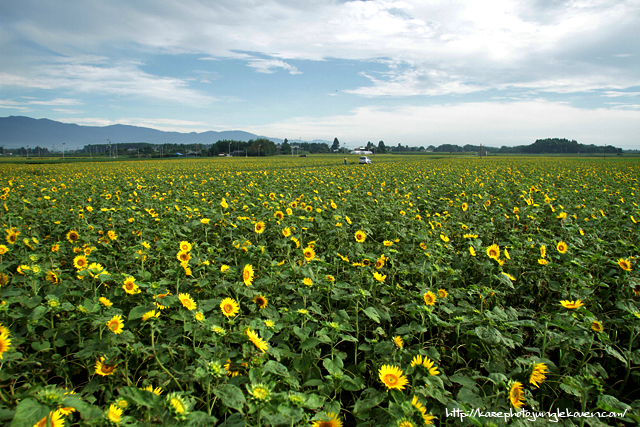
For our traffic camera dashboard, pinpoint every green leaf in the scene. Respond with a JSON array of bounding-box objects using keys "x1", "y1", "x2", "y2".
[
  {"x1": 300, "y1": 337, "x2": 321, "y2": 349},
  {"x1": 31, "y1": 340, "x2": 51, "y2": 352},
  {"x1": 214, "y1": 384, "x2": 246, "y2": 413},
  {"x1": 263, "y1": 360, "x2": 289, "y2": 377},
  {"x1": 10, "y1": 399, "x2": 50, "y2": 427},
  {"x1": 353, "y1": 388, "x2": 386, "y2": 417},
  {"x1": 362, "y1": 306, "x2": 380, "y2": 323},
  {"x1": 118, "y1": 386, "x2": 159, "y2": 408},
  {"x1": 474, "y1": 326, "x2": 501, "y2": 345},
  {"x1": 322, "y1": 358, "x2": 341, "y2": 376},
  {"x1": 128, "y1": 305, "x2": 153, "y2": 320}
]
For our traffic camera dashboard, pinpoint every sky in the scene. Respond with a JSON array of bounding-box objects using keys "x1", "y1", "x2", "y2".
[{"x1": 1, "y1": 0, "x2": 639, "y2": 149}]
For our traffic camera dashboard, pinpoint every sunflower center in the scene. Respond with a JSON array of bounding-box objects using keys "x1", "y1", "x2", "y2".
[
  {"x1": 224, "y1": 304, "x2": 234, "y2": 313},
  {"x1": 384, "y1": 374, "x2": 398, "y2": 385}
]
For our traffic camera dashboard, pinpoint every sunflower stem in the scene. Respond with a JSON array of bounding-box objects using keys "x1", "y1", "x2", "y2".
[
  {"x1": 151, "y1": 326, "x2": 184, "y2": 392},
  {"x1": 619, "y1": 328, "x2": 639, "y2": 394}
]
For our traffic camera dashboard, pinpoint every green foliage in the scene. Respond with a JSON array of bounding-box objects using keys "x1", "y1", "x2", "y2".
[{"x1": 0, "y1": 155, "x2": 639, "y2": 426}]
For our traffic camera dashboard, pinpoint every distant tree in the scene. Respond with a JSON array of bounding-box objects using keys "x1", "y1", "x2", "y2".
[
  {"x1": 281, "y1": 140, "x2": 291, "y2": 155},
  {"x1": 377, "y1": 140, "x2": 387, "y2": 154},
  {"x1": 331, "y1": 138, "x2": 340, "y2": 152},
  {"x1": 247, "y1": 138, "x2": 276, "y2": 156}
]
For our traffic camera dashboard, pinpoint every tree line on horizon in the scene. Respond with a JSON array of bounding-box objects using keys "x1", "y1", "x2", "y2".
[{"x1": 1, "y1": 138, "x2": 624, "y2": 158}]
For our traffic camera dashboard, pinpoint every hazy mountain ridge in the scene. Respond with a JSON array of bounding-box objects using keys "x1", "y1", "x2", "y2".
[{"x1": 0, "y1": 116, "x2": 281, "y2": 148}]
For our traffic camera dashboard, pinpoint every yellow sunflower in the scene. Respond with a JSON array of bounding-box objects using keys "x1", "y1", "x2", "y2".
[
  {"x1": 95, "y1": 357, "x2": 118, "y2": 376},
  {"x1": 45, "y1": 271, "x2": 59, "y2": 284},
  {"x1": 393, "y1": 335, "x2": 403, "y2": 349},
  {"x1": 438, "y1": 289, "x2": 448, "y2": 299},
  {"x1": 274, "y1": 211, "x2": 284, "y2": 220},
  {"x1": 354, "y1": 230, "x2": 366, "y2": 243},
  {"x1": 73, "y1": 255, "x2": 88, "y2": 270},
  {"x1": 423, "y1": 291, "x2": 437, "y2": 306},
  {"x1": 423, "y1": 357, "x2": 440, "y2": 376},
  {"x1": 107, "y1": 404, "x2": 123, "y2": 423},
  {"x1": 179, "y1": 241, "x2": 192, "y2": 252},
  {"x1": 252, "y1": 295, "x2": 268, "y2": 309},
  {"x1": 66, "y1": 230, "x2": 79, "y2": 244},
  {"x1": 243, "y1": 264, "x2": 254, "y2": 286},
  {"x1": 373, "y1": 271, "x2": 386, "y2": 282},
  {"x1": 556, "y1": 241, "x2": 568, "y2": 254},
  {"x1": 509, "y1": 381, "x2": 525, "y2": 409},
  {"x1": 303, "y1": 277, "x2": 313, "y2": 286},
  {"x1": 591, "y1": 321, "x2": 603, "y2": 332},
  {"x1": 0, "y1": 333, "x2": 11, "y2": 359},
  {"x1": 178, "y1": 293, "x2": 197, "y2": 311},
  {"x1": 34, "y1": 410, "x2": 65, "y2": 427},
  {"x1": 106, "y1": 315, "x2": 124, "y2": 334},
  {"x1": 254, "y1": 221, "x2": 266, "y2": 234},
  {"x1": 246, "y1": 329, "x2": 269, "y2": 353},
  {"x1": 3, "y1": 229, "x2": 18, "y2": 245},
  {"x1": 311, "y1": 412, "x2": 343, "y2": 427},
  {"x1": 303, "y1": 247, "x2": 316, "y2": 262},
  {"x1": 282, "y1": 227, "x2": 291, "y2": 237},
  {"x1": 617, "y1": 258, "x2": 632, "y2": 271},
  {"x1": 123, "y1": 276, "x2": 140, "y2": 295},
  {"x1": 560, "y1": 300, "x2": 584, "y2": 309},
  {"x1": 220, "y1": 298, "x2": 240, "y2": 318},
  {"x1": 378, "y1": 364, "x2": 409, "y2": 390},
  {"x1": 176, "y1": 250, "x2": 191, "y2": 263},
  {"x1": 142, "y1": 310, "x2": 159, "y2": 321},
  {"x1": 469, "y1": 246, "x2": 476, "y2": 256},
  {"x1": 486, "y1": 244, "x2": 500, "y2": 260},
  {"x1": 529, "y1": 363, "x2": 548, "y2": 388},
  {"x1": 142, "y1": 385, "x2": 164, "y2": 395}
]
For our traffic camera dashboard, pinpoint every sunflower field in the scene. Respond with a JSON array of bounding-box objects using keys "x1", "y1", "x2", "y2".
[{"x1": 0, "y1": 155, "x2": 639, "y2": 427}]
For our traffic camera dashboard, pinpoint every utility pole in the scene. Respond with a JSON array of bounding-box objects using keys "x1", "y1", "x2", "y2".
[
  {"x1": 62, "y1": 143, "x2": 65, "y2": 160},
  {"x1": 26, "y1": 145, "x2": 29, "y2": 160},
  {"x1": 228, "y1": 141, "x2": 231, "y2": 157},
  {"x1": 108, "y1": 139, "x2": 111, "y2": 158},
  {"x1": 258, "y1": 144, "x2": 261, "y2": 158}
]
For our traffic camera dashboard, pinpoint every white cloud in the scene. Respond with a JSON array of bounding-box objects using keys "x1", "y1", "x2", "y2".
[
  {"x1": 244, "y1": 100, "x2": 640, "y2": 149},
  {"x1": 0, "y1": 59, "x2": 215, "y2": 105},
  {"x1": 56, "y1": 117, "x2": 211, "y2": 133},
  {"x1": 26, "y1": 98, "x2": 82, "y2": 106},
  {"x1": 246, "y1": 59, "x2": 301, "y2": 74}
]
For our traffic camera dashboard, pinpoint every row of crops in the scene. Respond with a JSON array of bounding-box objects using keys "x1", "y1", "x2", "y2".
[{"x1": 0, "y1": 155, "x2": 638, "y2": 426}]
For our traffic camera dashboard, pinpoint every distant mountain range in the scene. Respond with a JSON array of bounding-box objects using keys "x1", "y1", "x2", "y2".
[{"x1": 0, "y1": 116, "x2": 282, "y2": 148}]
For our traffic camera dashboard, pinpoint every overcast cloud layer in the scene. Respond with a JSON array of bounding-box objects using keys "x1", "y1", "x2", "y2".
[{"x1": 1, "y1": 0, "x2": 639, "y2": 148}]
